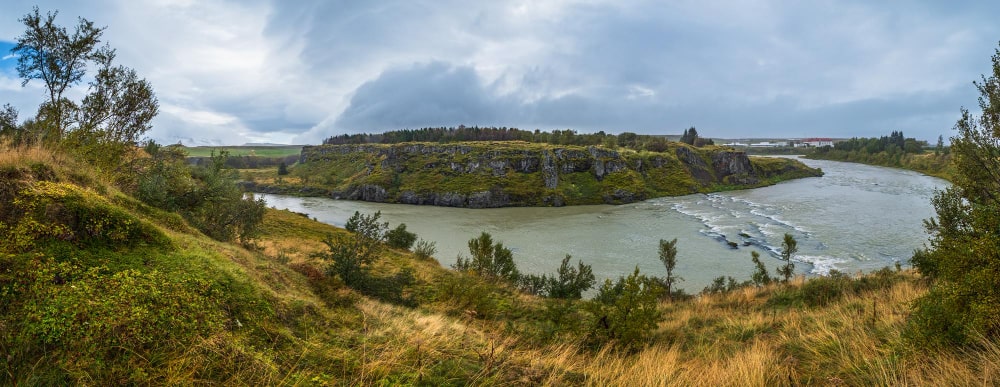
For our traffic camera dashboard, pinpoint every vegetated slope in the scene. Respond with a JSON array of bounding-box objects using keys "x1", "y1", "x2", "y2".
[
  {"x1": 807, "y1": 148, "x2": 955, "y2": 181},
  {"x1": 249, "y1": 141, "x2": 822, "y2": 207},
  {"x1": 4, "y1": 148, "x2": 998, "y2": 385}
]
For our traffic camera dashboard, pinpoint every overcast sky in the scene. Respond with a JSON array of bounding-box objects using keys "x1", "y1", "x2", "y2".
[{"x1": 1, "y1": 1, "x2": 998, "y2": 145}]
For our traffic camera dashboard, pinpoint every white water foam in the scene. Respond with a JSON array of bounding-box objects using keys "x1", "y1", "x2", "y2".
[{"x1": 795, "y1": 255, "x2": 849, "y2": 275}]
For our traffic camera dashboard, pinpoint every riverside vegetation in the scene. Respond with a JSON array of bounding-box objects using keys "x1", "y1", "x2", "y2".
[
  {"x1": 806, "y1": 131, "x2": 956, "y2": 181},
  {"x1": 3, "y1": 7, "x2": 1000, "y2": 385}
]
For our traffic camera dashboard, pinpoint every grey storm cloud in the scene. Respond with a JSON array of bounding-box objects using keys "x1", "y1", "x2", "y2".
[{"x1": 1, "y1": 0, "x2": 999, "y2": 144}]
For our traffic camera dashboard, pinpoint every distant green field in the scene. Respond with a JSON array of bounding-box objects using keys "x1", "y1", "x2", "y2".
[{"x1": 182, "y1": 145, "x2": 304, "y2": 158}]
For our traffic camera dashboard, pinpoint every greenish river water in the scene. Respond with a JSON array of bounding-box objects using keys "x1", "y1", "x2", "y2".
[{"x1": 261, "y1": 157, "x2": 948, "y2": 293}]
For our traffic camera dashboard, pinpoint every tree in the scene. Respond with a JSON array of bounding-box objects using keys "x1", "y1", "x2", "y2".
[
  {"x1": 750, "y1": 251, "x2": 773, "y2": 287},
  {"x1": 657, "y1": 238, "x2": 683, "y2": 300},
  {"x1": 547, "y1": 255, "x2": 596, "y2": 299},
  {"x1": 277, "y1": 162, "x2": 289, "y2": 175},
  {"x1": 70, "y1": 46, "x2": 158, "y2": 169},
  {"x1": 909, "y1": 42, "x2": 1000, "y2": 345},
  {"x1": 617, "y1": 132, "x2": 638, "y2": 148},
  {"x1": 680, "y1": 127, "x2": 699, "y2": 145},
  {"x1": 0, "y1": 104, "x2": 18, "y2": 144},
  {"x1": 935, "y1": 135, "x2": 945, "y2": 155},
  {"x1": 11, "y1": 7, "x2": 157, "y2": 169},
  {"x1": 777, "y1": 233, "x2": 797, "y2": 282},
  {"x1": 343, "y1": 211, "x2": 388, "y2": 242},
  {"x1": 454, "y1": 232, "x2": 520, "y2": 283},
  {"x1": 13, "y1": 7, "x2": 103, "y2": 139}
]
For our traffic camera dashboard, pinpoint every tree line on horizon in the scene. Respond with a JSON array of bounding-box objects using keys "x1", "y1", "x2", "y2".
[{"x1": 321, "y1": 125, "x2": 714, "y2": 151}]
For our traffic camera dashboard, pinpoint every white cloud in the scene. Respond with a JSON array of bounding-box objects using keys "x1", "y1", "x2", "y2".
[{"x1": 1, "y1": 0, "x2": 997, "y2": 144}]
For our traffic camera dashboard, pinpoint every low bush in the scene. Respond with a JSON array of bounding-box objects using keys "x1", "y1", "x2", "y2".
[
  {"x1": 586, "y1": 267, "x2": 662, "y2": 350},
  {"x1": 385, "y1": 223, "x2": 417, "y2": 250}
]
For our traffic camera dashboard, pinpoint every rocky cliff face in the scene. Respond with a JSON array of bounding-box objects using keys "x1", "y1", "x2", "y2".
[{"x1": 281, "y1": 142, "x2": 821, "y2": 208}]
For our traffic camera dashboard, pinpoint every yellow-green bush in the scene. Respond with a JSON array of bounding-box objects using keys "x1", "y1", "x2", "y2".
[{"x1": 0, "y1": 181, "x2": 169, "y2": 252}]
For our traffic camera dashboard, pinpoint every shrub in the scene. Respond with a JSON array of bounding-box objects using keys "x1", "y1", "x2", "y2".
[
  {"x1": 702, "y1": 276, "x2": 747, "y2": 294},
  {"x1": 454, "y1": 232, "x2": 520, "y2": 283},
  {"x1": 546, "y1": 254, "x2": 596, "y2": 300},
  {"x1": 385, "y1": 223, "x2": 417, "y2": 250},
  {"x1": 344, "y1": 210, "x2": 388, "y2": 241},
  {"x1": 0, "y1": 181, "x2": 169, "y2": 252},
  {"x1": 586, "y1": 267, "x2": 662, "y2": 349},
  {"x1": 518, "y1": 273, "x2": 549, "y2": 296},
  {"x1": 413, "y1": 239, "x2": 437, "y2": 260},
  {"x1": 131, "y1": 148, "x2": 266, "y2": 243}
]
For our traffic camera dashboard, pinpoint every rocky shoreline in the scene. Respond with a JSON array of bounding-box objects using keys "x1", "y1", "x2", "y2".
[{"x1": 244, "y1": 142, "x2": 822, "y2": 208}]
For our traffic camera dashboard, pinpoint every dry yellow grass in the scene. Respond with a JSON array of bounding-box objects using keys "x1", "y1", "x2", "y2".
[{"x1": 248, "y1": 207, "x2": 1000, "y2": 385}]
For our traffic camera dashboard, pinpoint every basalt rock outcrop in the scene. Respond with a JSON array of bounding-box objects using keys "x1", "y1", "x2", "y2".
[{"x1": 263, "y1": 142, "x2": 821, "y2": 208}]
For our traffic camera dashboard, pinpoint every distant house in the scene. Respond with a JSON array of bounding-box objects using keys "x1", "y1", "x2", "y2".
[
  {"x1": 749, "y1": 141, "x2": 784, "y2": 148},
  {"x1": 723, "y1": 142, "x2": 748, "y2": 147},
  {"x1": 801, "y1": 138, "x2": 834, "y2": 147}
]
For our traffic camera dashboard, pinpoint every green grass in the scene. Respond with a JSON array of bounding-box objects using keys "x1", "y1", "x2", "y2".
[
  {"x1": 271, "y1": 142, "x2": 821, "y2": 206},
  {"x1": 182, "y1": 145, "x2": 303, "y2": 158},
  {"x1": 24, "y1": 145, "x2": 1000, "y2": 385}
]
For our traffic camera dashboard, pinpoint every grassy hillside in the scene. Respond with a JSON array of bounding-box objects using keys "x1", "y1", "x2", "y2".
[
  {"x1": 182, "y1": 145, "x2": 303, "y2": 158},
  {"x1": 2, "y1": 146, "x2": 996, "y2": 385},
  {"x1": 245, "y1": 141, "x2": 821, "y2": 207}
]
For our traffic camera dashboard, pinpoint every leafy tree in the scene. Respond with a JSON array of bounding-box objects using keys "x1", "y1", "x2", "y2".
[
  {"x1": 750, "y1": 251, "x2": 773, "y2": 287},
  {"x1": 587, "y1": 267, "x2": 662, "y2": 349},
  {"x1": 132, "y1": 148, "x2": 266, "y2": 244},
  {"x1": 657, "y1": 238, "x2": 683, "y2": 300},
  {"x1": 71, "y1": 46, "x2": 158, "y2": 168},
  {"x1": 11, "y1": 7, "x2": 157, "y2": 169},
  {"x1": 547, "y1": 255, "x2": 596, "y2": 299},
  {"x1": 385, "y1": 223, "x2": 417, "y2": 250},
  {"x1": 344, "y1": 211, "x2": 388, "y2": 242},
  {"x1": 318, "y1": 212, "x2": 387, "y2": 286},
  {"x1": 454, "y1": 232, "x2": 520, "y2": 283},
  {"x1": 909, "y1": 43, "x2": 1000, "y2": 346},
  {"x1": 277, "y1": 161, "x2": 289, "y2": 175},
  {"x1": 935, "y1": 135, "x2": 944, "y2": 155},
  {"x1": 617, "y1": 131, "x2": 638, "y2": 148},
  {"x1": 0, "y1": 104, "x2": 19, "y2": 144},
  {"x1": 777, "y1": 233, "x2": 797, "y2": 282},
  {"x1": 185, "y1": 151, "x2": 267, "y2": 243},
  {"x1": 13, "y1": 7, "x2": 102, "y2": 141}
]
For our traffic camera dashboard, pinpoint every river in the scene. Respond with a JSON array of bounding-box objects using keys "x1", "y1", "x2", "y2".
[{"x1": 260, "y1": 157, "x2": 948, "y2": 293}]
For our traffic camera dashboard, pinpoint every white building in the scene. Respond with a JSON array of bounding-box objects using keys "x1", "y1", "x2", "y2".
[
  {"x1": 801, "y1": 138, "x2": 834, "y2": 147},
  {"x1": 749, "y1": 141, "x2": 784, "y2": 148}
]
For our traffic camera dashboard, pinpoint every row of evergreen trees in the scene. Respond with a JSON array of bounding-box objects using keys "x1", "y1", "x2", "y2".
[{"x1": 322, "y1": 125, "x2": 714, "y2": 151}]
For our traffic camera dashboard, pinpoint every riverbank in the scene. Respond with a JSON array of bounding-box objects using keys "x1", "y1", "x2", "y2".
[
  {"x1": 805, "y1": 149, "x2": 954, "y2": 181},
  {"x1": 242, "y1": 141, "x2": 822, "y2": 208}
]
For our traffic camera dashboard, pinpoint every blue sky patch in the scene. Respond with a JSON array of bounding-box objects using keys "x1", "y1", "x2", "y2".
[{"x1": 0, "y1": 41, "x2": 17, "y2": 74}]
